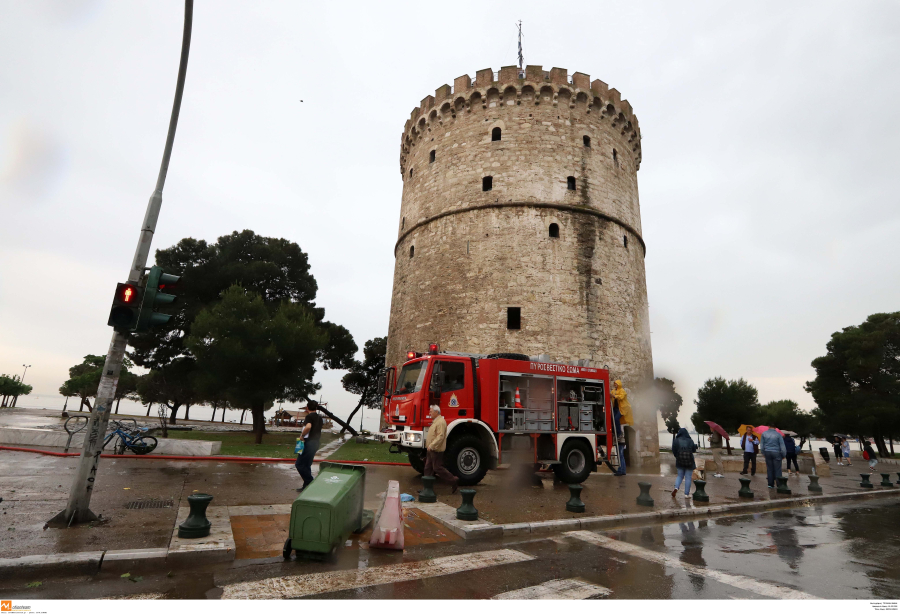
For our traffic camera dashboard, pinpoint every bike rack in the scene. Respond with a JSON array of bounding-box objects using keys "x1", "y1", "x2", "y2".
[{"x1": 63, "y1": 415, "x2": 89, "y2": 453}]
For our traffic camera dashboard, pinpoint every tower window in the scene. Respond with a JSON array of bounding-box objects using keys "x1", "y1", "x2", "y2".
[
  {"x1": 410, "y1": 168, "x2": 414, "y2": 178},
  {"x1": 567, "y1": 176, "x2": 576, "y2": 190},
  {"x1": 401, "y1": 217, "x2": 405, "y2": 229},
  {"x1": 613, "y1": 149, "x2": 618, "y2": 167},
  {"x1": 410, "y1": 245, "x2": 415, "y2": 258},
  {"x1": 506, "y1": 307, "x2": 521, "y2": 330},
  {"x1": 623, "y1": 235, "x2": 628, "y2": 248},
  {"x1": 483, "y1": 176, "x2": 493, "y2": 191},
  {"x1": 583, "y1": 135, "x2": 591, "y2": 147},
  {"x1": 429, "y1": 150, "x2": 435, "y2": 163},
  {"x1": 549, "y1": 223, "x2": 559, "y2": 238},
  {"x1": 491, "y1": 127, "x2": 501, "y2": 141}
]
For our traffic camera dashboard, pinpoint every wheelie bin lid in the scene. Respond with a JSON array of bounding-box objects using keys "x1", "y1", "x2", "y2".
[{"x1": 297, "y1": 462, "x2": 366, "y2": 504}]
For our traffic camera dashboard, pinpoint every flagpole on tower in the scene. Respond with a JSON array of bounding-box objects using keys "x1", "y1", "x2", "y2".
[{"x1": 516, "y1": 20, "x2": 524, "y2": 77}]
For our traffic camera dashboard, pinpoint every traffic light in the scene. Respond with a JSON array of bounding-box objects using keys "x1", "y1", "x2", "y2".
[
  {"x1": 108, "y1": 283, "x2": 142, "y2": 331},
  {"x1": 135, "y1": 265, "x2": 180, "y2": 331}
]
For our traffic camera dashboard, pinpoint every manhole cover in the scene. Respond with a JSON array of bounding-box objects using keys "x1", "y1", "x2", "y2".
[{"x1": 124, "y1": 499, "x2": 174, "y2": 510}]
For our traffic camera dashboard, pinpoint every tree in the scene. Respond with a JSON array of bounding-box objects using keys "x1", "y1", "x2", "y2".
[
  {"x1": 0, "y1": 374, "x2": 32, "y2": 408},
  {"x1": 135, "y1": 358, "x2": 196, "y2": 425},
  {"x1": 654, "y1": 377, "x2": 683, "y2": 435},
  {"x1": 691, "y1": 377, "x2": 760, "y2": 434},
  {"x1": 129, "y1": 230, "x2": 357, "y2": 427},
  {"x1": 805, "y1": 312, "x2": 900, "y2": 457},
  {"x1": 186, "y1": 286, "x2": 333, "y2": 443},
  {"x1": 340, "y1": 337, "x2": 387, "y2": 434},
  {"x1": 60, "y1": 355, "x2": 139, "y2": 414},
  {"x1": 758, "y1": 399, "x2": 819, "y2": 448}
]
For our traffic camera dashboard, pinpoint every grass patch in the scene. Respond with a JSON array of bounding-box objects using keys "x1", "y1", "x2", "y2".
[
  {"x1": 165, "y1": 429, "x2": 338, "y2": 458},
  {"x1": 327, "y1": 440, "x2": 408, "y2": 464}
]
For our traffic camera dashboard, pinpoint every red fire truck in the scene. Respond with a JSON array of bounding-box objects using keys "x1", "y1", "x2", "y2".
[{"x1": 379, "y1": 344, "x2": 620, "y2": 485}]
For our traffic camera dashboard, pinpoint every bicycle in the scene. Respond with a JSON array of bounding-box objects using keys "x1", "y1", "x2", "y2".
[{"x1": 103, "y1": 420, "x2": 158, "y2": 455}]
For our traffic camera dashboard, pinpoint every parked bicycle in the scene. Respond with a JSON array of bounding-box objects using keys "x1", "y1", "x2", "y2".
[{"x1": 103, "y1": 420, "x2": 158, "y2": 455}]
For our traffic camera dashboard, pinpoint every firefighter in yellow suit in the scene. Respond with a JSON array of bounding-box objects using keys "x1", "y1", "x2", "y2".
[{"x1": 610, "y1": 380, "x2": 633, "y2": 476}]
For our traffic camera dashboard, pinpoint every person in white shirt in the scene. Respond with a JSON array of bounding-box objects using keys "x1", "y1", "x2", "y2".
[{"x1": 740, "y1": 427, "x2": 759, "y2": 476}]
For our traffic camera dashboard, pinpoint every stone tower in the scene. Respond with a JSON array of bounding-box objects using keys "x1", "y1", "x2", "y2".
[{"x1": 386, "y1": 65, "x2": 658, "y2": 467}]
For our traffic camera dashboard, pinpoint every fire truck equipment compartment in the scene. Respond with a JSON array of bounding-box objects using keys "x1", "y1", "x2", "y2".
[{"x1": 286, "y1": 462, "x2": 367, "y2": 556}]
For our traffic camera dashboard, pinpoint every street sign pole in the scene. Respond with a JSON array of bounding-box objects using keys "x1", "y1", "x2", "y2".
[{"x1": 51, "y1": 0, "x2": 193, "y2": 526}]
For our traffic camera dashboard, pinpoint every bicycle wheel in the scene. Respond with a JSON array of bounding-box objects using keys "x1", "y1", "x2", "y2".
[
  {"x1": 131, "y1": 436, "x2": 158, "y2": 455},
  {"x1": 115, "y1": 437, "x2": 127, "y2": 455}
]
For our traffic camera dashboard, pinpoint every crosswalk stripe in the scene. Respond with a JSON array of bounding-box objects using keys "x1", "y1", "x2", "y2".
[
  {"x1": 492, "y1": 578, "x2": 611, "y2": 600},
  {"x1": 220, "y1": 548, "x2": 535, "y2": 599},
  {"x1": 567, "y1": 531, "x2": 818, "y2": 600}
]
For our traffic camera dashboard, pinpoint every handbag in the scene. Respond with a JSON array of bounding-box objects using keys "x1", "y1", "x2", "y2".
[
  {"x1": 863, "y1": 450, "x2": 870, "y2": 460},
  {"x1": 294, "y1": 438, "x2": 305, "y2": 454}
]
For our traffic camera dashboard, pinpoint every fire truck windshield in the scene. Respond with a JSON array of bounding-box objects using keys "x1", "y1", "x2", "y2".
[{"x1": 395, "y1": 360, "x2": 427, "y2": 394}]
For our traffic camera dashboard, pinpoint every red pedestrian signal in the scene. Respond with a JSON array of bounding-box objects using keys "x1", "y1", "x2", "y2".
[{"x1": 108, "y1": 283, "x2": 142, "y2": 331}]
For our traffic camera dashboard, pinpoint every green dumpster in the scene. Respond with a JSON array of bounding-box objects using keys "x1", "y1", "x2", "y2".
[{"x1": 284, "y1": 462, "x2": 367, "y2": 557}]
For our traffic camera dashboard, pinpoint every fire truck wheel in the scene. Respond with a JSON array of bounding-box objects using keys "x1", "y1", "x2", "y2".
[
  {"x1": 446, "y1": 434, "x2": 489, "y2": 485},
  {"x1": 408, "y1": 449, "x2": 426, "y2": 474},
  {"x1": 553, "y1": 440, "x2": 594, "y2": 484},
  {"x1": 485, "y1": 353, "x2": 530, "y2": 361}
]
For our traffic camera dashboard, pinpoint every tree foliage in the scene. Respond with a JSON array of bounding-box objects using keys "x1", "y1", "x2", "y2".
[
  {"x1": 128, "y1": 230, "x2": 357, "y2": 426},
  {"x1": 340, "y1": 337, "x2": 387, "y2": 433},
  {"x1": 185, "y1": 286, "x2": 330, "y2": 443},
  {"x1": 0, "y1": 374, "x2": 32, "y2": 407},
  {"x1": 59, "y1": 355, "x2": 139, "y2": 412},
  {"x1": 691, "y1": 377, "x2": 760, "y2": 434},
  {"x1": 805, "y1": 312, "x2": 900, "y2": 456},
  {"x1": 654, "y1": 377, "x2": 683, "y2": 435}
]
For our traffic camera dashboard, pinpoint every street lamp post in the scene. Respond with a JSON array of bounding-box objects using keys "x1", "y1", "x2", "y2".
[
  {"x1": 50, "y1": 0, "x2": 193, "y2": 526},
  {"x1": 11, "y1": 364, "x2": 31, "y2": 408}
]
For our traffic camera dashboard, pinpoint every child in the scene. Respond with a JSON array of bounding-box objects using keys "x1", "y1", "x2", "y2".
[
  {"x1": 841, "y1": 438, "x2": 852, "y2": 466},
  {"x1": 863, "y1": 440, "x2": 878, "y2": 473}
]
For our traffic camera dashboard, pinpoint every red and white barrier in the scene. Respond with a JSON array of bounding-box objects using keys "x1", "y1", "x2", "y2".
[{"x1": 369, "y1": 479, "x2": 404, "y2": 550}]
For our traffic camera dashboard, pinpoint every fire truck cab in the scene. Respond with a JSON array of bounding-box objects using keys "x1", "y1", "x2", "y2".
[{"x1": 379, "y1": 346, "x2": 619, "y2": 485}]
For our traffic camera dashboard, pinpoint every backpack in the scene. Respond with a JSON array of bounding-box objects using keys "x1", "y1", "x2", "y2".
[{"x1": 676, "y1": 444, "x2": 694, "y2": 468}]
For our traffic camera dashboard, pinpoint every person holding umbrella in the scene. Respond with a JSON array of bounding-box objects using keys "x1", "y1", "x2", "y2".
[{"x1": 704, "y1": 421, "x2": 729, "y2": 478}]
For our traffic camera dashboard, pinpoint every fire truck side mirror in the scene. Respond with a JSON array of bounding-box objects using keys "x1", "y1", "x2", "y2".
[{"x1": 430, "y1": 370, "x2": 445, "y2": 393}]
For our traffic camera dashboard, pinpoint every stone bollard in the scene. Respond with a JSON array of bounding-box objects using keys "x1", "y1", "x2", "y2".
[
  {"x1": 808, "y1": 475, "x2": 823, "y2": 493},
  {"x1": 896, "y1": 473, "x2": 900, "y2": 486},
  {"x1": 859, "y1": 474, "x2": 874, "y2": 489},
  {"x1": 418, "y1": 476, "x2": 437, "y2": 503},
  {"x1": 692, "y1": 479, "x2": 709, "y2": 502},
  {"x1": 738, "y1": 477, "x2": 753, "y2": 498},
  {"x1": 636, "y1": 482, "x2": 654, "y2": 507},
  {"x1": 456, "y1": 489, "x2": 478, "y2": 521},
  {"x1": 880, "y1": 474, "x2": 894, "y2": 488},
  {"x1": 776, "y1": 477, "x2": 791, "y2": 494},
  {"x1": 178, "y1": 493, "x2": 213, "y2": 538},
  {"x1": 566, "y1": 484, "x2": 585, "y2": 513}
]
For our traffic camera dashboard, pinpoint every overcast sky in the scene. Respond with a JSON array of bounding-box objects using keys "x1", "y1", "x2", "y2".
[{"x1": 2, "y1": 0, "x2": 898, "y2": 428}]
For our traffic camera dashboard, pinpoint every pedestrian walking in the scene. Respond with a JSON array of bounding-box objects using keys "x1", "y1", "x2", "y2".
[
  {"x1": 672, "y1": 428, "x2": 698, "y2": 497},
  {"x1": 841, "y1": 438, "x2": 852, "y2": 466},
  {"x1": 294, "y1": 400, "x2": 323, "y2": 492},
  {"x1": 760, "y1": 428, "x2": 786, "y2": 489},
  {"x1": 424, "y1": 405, "x2": 459, "y2": 493},
  {"x1": 863, "y1": 439, "x2": 878, "y2": 473},
  {"x1": 833, "y1": 437, "x2": 844, "y2": 465},
  {"x1": 740, "y1": 428, "x2": 759, "y2": 476},
  {"x1": 784, "y1": 434, "x2": 800, "y2": 476},
  {"x1": 708, "y1": 430, "x2": 725, "y2": 478}
]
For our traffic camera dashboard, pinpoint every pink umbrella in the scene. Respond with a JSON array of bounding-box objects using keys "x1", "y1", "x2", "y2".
[
  {"x1": 755, "y1": 425, "x2": 784, "y2": 436},
  {"x1": 703, "y1": 421, "x2": 731, "y2": 440}
]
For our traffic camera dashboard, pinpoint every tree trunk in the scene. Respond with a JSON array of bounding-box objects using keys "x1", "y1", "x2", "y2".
[
  {"x1": 210, "y1": 402, "x2": 218, "y2": 422},
  {"x1": 874, "y1": 434, "x2": 889, "y2": 458},
  {"x1": 891, "y1": 439, "x2": 895, "y2": 456},
  {"x1": 115, "y1": 397, "x2": 121, "y2": 414},
  {"x1": 316, "y1": 403, "x2": 358, "y2": 436},
  {"x1": 146, "y1": 402, "x2": 153, "y2": 417},
  {"x1": 168, "y1": 403, "x2": 181, "y2": 425},
  {"x1": 251, "y1": 403, "x2": 266, "y2": 444},
  {"x1": 340, "y1": 394, "x2": 367, "y2": 435},
  {"x1": 240, "y1": 409, "x2": 247, "y2": 425},
  {"x1": 222, "y1": 402, "x2": 227, "y2": 422},
  {"x1": 83, "y1": 398, "x2": 93, "y2": 411},
  {"x1": 184, "y1": 404, "x2": 190, "y2": 421}
]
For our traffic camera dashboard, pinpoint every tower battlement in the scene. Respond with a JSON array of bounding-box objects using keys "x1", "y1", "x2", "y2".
[{"x1": 401, "y1": 66, "x2": 642, "y2": 174}]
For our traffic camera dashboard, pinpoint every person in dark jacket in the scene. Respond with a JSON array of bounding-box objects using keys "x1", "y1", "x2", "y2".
[
  {"x1": 672, "y1": 428, "x2": 698, "y2": 497},
  {"x1": 863, "y1": 440, "x2": 878, "y2": 473},
  {"x1": 784, "y1": 434, "x2": 799, "y2": 476},
  {"x1": 833, "y1": 437, "x2": 844, "y2": 466}
]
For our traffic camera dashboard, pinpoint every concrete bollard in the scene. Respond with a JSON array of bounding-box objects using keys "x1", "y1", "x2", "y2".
[
  {"x1": 636, "y1": 482, "x2": 654, "y2": 507},
  {"x1": 456, "y1": 489, "x2": 478, "y2": 521},
  {"x1": 896, "y1": 473, "x2": 900, "y2": 486},
  {"x1": 418, "y1": 476, "x2": 437, "y2": 503},
  {"x1": 880, "y1": 474, "x2": 894, "y2": 488},
  {"x1": 178, "y1": 493, "x2": 213, "y2": 538},
  {"x1": 776, "y1": 477, "x2": 791, "y2": 494},
  {"x1": 692, "y1": 479, "x2": 709, "y2": 502},
  {"x1": 738, "y1": 477, "x2": 753, "y2": 498},
  {"x1": 859, "y1": 474, "x2": 874, "y2": 489},
  {"x1": 566, "y1": 484, "x2": 585, "y2": 513},
  {"x1": 808, "y1": 475, "x2": 823, "y2": 493}
]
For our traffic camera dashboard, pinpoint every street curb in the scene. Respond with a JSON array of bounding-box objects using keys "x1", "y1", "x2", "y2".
[
  {"x1": 0, "y1": 551, "x2": 104, "y2": 580},
  {"x1": 0, "y1": 445, "x2": 411, "y2": 466},
  {"x1": 455, "y1": 487, "x2": 900, "y2": 541}
]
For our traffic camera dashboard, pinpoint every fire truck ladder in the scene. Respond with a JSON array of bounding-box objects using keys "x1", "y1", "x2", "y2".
[{"x1": 600, "y1": 437, "x2": 622, "y2": 473}]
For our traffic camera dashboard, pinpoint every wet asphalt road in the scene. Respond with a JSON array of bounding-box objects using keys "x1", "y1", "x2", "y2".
[{"x1": 4, "y1": 498, "x2": 898, "y2": 600}]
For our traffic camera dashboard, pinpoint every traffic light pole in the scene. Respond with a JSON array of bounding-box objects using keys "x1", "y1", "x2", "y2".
[{"x1": 51, "y1": 0, "x2": 193, "y2": 526}]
